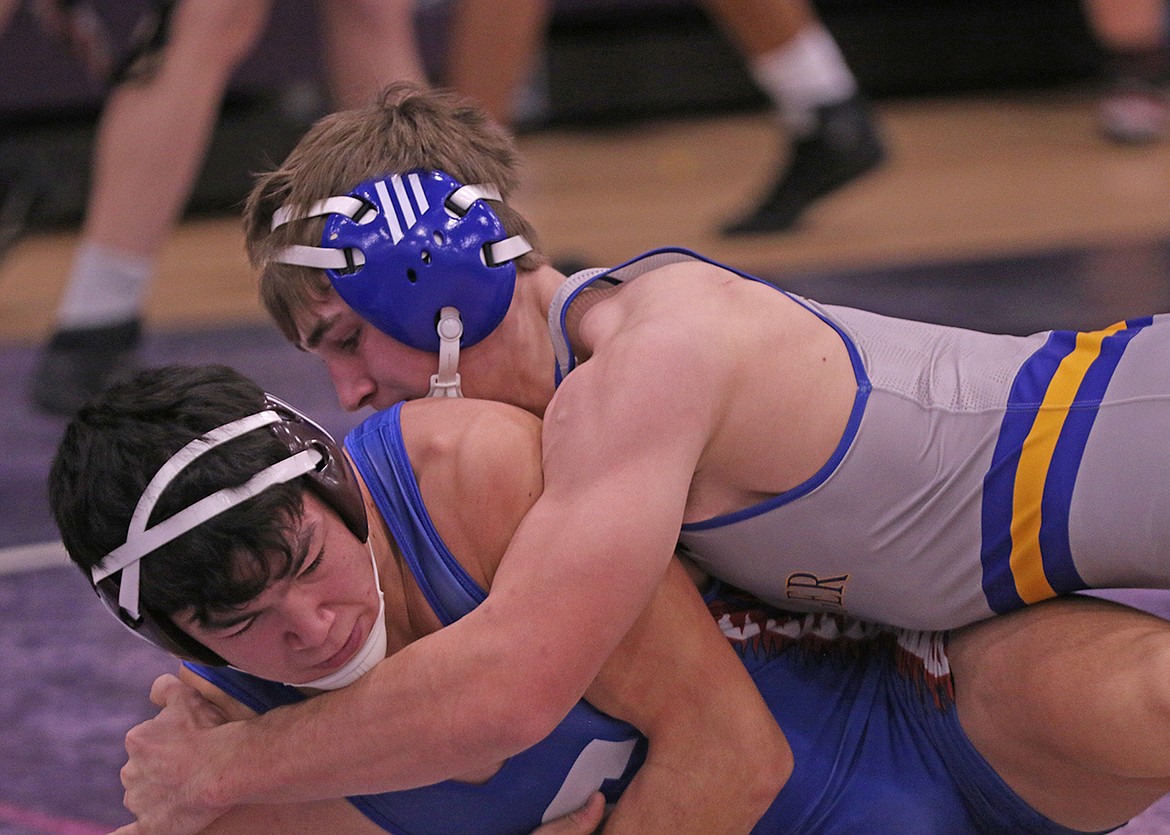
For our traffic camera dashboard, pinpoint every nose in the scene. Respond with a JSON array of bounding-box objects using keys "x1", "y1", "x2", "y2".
[
  {"x1": 281, "y1": 594, "x2": 336, "y2": 653},
  {"x1": 328, "y1": 357, "x2": 375, "y2": 412}
]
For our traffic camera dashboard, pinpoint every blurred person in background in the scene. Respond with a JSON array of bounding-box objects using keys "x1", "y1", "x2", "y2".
[
  {"x1": 26, "y1": 0, "x2": 535, "y2": 416},
  {"x1": 1083, "y1": 0, "x2": 1169, "y2": 143}
]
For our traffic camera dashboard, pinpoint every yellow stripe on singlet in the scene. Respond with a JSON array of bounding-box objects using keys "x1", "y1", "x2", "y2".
[{"x1": 1008, "y1": 321, "x2": 1127, "y2": 603}]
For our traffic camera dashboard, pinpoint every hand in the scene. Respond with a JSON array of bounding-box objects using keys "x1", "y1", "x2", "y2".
[
  {"x1": 110, "y1": 674, "x2": 232, "y2": 835},
  {"x1": 531, "y1": 793, "x2": 606, "y2": 835}
]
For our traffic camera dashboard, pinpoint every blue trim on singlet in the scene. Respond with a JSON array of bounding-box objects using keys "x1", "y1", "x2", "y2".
[
  {"x1": 682, "y1": 379, "x2": 869, "y2": 531},
  {"x1": 182, "y1": 661, "x2": 306, "y2": 714},
  {"x1": 552, "y1": 247, "x2": 872, "y2": 532},
  {"x1": 345, "y1": 402, "x2": 485, "y2": 624}
]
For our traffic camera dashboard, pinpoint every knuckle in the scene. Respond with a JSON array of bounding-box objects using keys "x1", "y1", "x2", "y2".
[{"x1": 124, "y1": 726, "x2": 143, "y2": 752}]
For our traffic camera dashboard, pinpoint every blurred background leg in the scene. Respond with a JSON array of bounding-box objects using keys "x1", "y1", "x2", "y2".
[
  {"x1": 1083, "y1": 0, "x2": 1169, "y2": 144},
  {"x1": 444, "y1": 0, "x2": 552, "y2": 126},
  {"x1": 29, "y1": 0, "x2": 274, "y2": 416},
  {"x1": 318, "y1": 0, "x2": 426, "y2": 110},
  {"x1": 702, "y1": 0, "x2": 885, "y2": 235}
]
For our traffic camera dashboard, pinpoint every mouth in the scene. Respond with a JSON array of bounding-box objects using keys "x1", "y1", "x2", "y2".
[{"x1": 313, "y1": 618, "x2": 364, "y2": 672}]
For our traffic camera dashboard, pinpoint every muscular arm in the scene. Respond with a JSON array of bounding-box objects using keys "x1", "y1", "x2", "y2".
[
  {"x1": 172, "y1": 558, "x2": 788, "y2": 835},
  {"x1": 139, "y1": 319, "x2": 758, "y2": 826},
  {"x1": 585, "y1": 559, "x2": 791, "y2": 833},
  {"x1": 419, "y1": 398, "x2": 791, "y2": 832},
  {"x1": 172, "y1": 668, "x2": 605, "y2": 835},
  {"x1": 139, "y1": 668, "x2": 387, "y2": 835}
]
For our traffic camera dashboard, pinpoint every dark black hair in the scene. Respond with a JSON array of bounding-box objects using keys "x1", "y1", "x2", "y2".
[{"x1": 49, "y1": 364, "x2": 305, "y2": 625}]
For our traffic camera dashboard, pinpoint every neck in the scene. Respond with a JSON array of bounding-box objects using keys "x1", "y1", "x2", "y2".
[
  {"x1": 463, "y1": 265, "x2": 562, "y2": 418},
  {"x1": 560, "y1": 281, "x2": 619, "y2": 361},
  {"x1": 532, "y1": 262, "x2": 566, "y2": 322}
]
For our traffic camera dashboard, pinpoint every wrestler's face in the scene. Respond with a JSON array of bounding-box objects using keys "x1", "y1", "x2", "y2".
[
  {"x1": 295, "y1": 290, "x2": 435, "y2": 411},
  {"x1": 176, "y1": 493, "x2": 383, "y2": 685}
]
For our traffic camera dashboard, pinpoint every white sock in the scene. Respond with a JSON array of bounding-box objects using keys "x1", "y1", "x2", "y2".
[
  {"x1": 55, "y1": 242, "x2": 152, "y2": 329},
  {"x1": 749, "y1": 25, "x2": 858, "y2": 137}
]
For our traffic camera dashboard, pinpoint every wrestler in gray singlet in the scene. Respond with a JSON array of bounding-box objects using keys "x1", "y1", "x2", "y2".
[{"x1": 550, "y1": 249, "x2": 1170, "y2": 630}]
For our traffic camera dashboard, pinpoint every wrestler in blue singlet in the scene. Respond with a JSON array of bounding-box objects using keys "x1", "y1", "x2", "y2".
[{"x1": 186, "y1": 404, "x2": 1114, "y2": 835}]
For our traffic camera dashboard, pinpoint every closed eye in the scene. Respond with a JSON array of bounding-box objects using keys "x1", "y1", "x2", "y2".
[
  {"x1": 204, "y1": 610, "x2": 259, "y2": 639},
  {"x1": 299, "y1": 547, "x2": 325, "y2": 578},
  {"x1": 336, "y1": 327, "x2": 361, "y2": 354},
  {"x1": 288, "y1": 521, "x2": 322, "y2": 582},
  {"x1": 221, "y1": 616, "x2": 258, "y2": 638}
]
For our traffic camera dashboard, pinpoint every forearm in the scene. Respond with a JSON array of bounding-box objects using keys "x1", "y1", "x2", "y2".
[
  {"x1": 587, "y1": 561, "x2": 792, "y2": 834},
  {"x1": 603, "y1": 707, "x2": 785, "y2": 835},
  {"x1": 197, "y1": 798, "x2": 380, "y2": 834},
  {"x1": 195, "y1": 603, "x2": 590, "y2": 807},
  {"x1": 185, "y1": 449, "x2": 679, "y2": 810}
]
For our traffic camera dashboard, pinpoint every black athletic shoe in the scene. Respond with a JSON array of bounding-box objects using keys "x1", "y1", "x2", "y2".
[
  {"x1": 0, "y1": 175, "x2": 39, "y2": 264},
  {"x1": 722, "y1": 94, "x2": 886, "y2": 236},
  {"x1": 0, "y1": 145, "x2": 45, "y2": 264},
  {"x1": 29, "y1": 319, "x2": 142, "y2": 416}
]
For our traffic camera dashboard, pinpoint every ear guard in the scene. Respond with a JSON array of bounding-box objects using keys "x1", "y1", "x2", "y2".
[
  {"x1": 271, "y1": 170, "x2": 532, "y2": 353},
  {"x1": 88, "y1": 395, "x2": 368, "y2": 666}
]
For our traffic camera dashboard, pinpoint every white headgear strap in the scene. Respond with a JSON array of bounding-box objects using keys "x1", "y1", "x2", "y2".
[
  {"x1": 91, "y1": 410, "x2": 323, "y2": 621},
  {"x1": 427, "y1": 306, "x2": 464, "y2": 398},
  {"x1": 268, "y1": 183, "x2": 529, "y2": 272}
]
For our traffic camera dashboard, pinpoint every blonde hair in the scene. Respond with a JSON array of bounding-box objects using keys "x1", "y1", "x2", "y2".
[{"x1": 244, "y1": 82, "x2": 547, "y2": 341}]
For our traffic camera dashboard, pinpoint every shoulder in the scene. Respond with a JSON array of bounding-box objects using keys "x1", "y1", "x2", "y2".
[
  {"x1": 616, "y1": 256, "x2": 808, "y2": 319},
  {"x1": 178, "y1": 664, "x2": 259, "y2": 722},
  {"x1": 556, "y1": 261, "x2": 753, "y2": 432},
  {"x1": 398, "y1": 397, "x2": 541, "y2": 474},
  {"x1": 586, "y1": 257, "x2": 830, "y2": 387},
  {"x1": 398, "y1": 398, "x2": 543, "y2": 585},
  {"x1": 583, "y1": 259, "x2": 805, "y2": 365}
]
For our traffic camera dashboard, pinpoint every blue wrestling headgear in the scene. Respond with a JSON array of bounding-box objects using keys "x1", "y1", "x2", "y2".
[
  {"x1": 270, "y1": 170, "x2": 532, "y2": 354},
  {"x1": 88, "y1": 395, "x2": 369, "y2": 666}
]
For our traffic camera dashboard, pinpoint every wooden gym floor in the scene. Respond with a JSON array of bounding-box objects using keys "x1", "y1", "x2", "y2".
[{"x1": 2, "y1": 88, "x2": 1169, "y2": 345}]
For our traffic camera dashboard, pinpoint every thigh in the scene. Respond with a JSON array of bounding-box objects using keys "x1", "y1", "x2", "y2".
[{"x1": 950, "y1": 596, "x2": 1170, "y2": 831}]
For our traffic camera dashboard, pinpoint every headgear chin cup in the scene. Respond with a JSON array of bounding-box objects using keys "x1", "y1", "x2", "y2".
[
  {"x1": 271, "y1": 170, "x2": 532, "y2": 352},
  {"x1": 88, "y1": 395, "x2": 369, "y2": 666}
]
